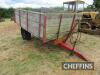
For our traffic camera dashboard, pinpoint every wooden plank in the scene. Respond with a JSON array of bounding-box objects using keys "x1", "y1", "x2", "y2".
[
  {"x1": 15, "y1": 10, "x2": 20, "y2": 25},
  {"x1": 20, "y1": 11, "x2": 27, "y2": 30}
]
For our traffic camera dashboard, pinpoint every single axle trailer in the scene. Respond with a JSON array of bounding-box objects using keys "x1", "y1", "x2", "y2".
[{"x1": 14, "y1": 9, "x2": 88, "y2": 61}]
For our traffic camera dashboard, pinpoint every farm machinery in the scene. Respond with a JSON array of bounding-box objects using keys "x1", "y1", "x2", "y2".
[
  {"x1": 14, "y1": 0, "x2": 95, "y2": 61},
  {"x1": 63, "y1": 0, "x2": 100, "y2": 35},
  {"x1": 79, "y1": 12, "x2": 100, "y2": 34}
]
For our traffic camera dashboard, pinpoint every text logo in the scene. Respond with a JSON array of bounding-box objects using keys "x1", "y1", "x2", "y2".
[{"x1": 62, "y1": 62, "x2": 94, "y2": 70}]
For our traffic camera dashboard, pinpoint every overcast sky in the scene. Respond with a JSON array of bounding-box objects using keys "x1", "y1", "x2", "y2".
[{"x1": 0, "y1": 0, "x2": 93, "y2": 8}]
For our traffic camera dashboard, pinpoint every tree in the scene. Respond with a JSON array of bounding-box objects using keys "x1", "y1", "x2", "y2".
[
  {"x1": 0, "y1": 8, "x2": 5, "y2": 19},
  {"x1": 93, "y1": 0, "x2": 100, "y2": 9},
  {"x1": 8, "y1": 8, "x2": 14, "y2": 17},
  {"x1": 0, "y1": 7, "x2": 14, "y2": 19}
]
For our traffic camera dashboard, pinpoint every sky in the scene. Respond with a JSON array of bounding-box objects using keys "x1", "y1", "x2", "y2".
[{"x1": 0, "y1": 0, "x2": 93, "y2": 8}]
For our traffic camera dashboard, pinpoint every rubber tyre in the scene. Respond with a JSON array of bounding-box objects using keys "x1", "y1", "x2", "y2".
[{"x1": 21, "y1": 28, "x2": 31, "y2": 40}]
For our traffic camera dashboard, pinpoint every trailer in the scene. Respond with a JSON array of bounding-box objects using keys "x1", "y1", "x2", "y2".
[{"x1": 14, "y1": 9, "x2": 88, "y2": 61}]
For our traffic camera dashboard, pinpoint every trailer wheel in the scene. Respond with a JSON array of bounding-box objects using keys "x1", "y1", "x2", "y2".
[{"x1": 21, "y1": 28, "x2": 31, "y2": 40}]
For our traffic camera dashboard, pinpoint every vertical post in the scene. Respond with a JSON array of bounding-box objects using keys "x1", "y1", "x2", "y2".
[
  {"x1": 19, "y1": 10, "x2": 21, "y2": 26},
  {"x1": 27, "y1": 11, "x2": 28, "y2": 31},
  {"x1": 43, "y1": 15, "x2": 47, "y2": 43},
  {"x1": 57, "y1": 14, "x2": 62, "y2": 39},
  {"x1": 72, "y1": 4, "x2": 74, "y2": 11},
  {"x1": 38, "y1": 14, "x2": 41, "y2": 38},
  {"x1": 76, "y1": 0, "x2": 78, "y2": 12},
  {"x1": 13, "y1": 9, "x2": 16, "y2": 23},
  {"x1": 63, "y1": 3, "x2": 65, "y2": 10},
  {"x1": 68, "y1": 4, "x2": 70, "y2": 11},
  {"x1": 83, "y1": 3, "x2": 84, "y2": 11},
  {"x1": 74, "y1": 3, "x2": 76, "y2": 12}
]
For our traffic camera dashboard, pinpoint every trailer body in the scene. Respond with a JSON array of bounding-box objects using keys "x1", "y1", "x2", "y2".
[
  {"x1": 15, "y1": 9, "x2": 88, "y2": 61},
  {"x1": 15, "y1": 9, "x2": 78, "y2": 43}
]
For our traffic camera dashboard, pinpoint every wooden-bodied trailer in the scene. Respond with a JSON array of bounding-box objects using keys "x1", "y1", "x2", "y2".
[{"x1": 14, "y1": 9, "x2": 88, "y2": 61}]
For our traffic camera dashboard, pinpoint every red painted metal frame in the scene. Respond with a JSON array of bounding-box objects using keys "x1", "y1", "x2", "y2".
[
  {"x1": 64, "y1": 14, "x2": 76, "y2": 42},
  {"x1": 51, "y1": 14, "x2": 88, "y2": 61},
  {"x1": 15, "y1": 9, "x2": 88, "y2": 61},
  {"x1": 53, "y1": 39, "x2": 88, "y2": 61}
]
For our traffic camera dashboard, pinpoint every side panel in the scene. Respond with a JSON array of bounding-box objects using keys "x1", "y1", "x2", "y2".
[
  {"x1": 15, "y1": 9, "x2": 45, "y2": 40},
  {"x1": 40, "y1": 15, "x2": 44, "y2": 39},
  {"x1": 46, "y1": 13, "x2": 82, "y2": 41},
  {"x1": 15, "y1": 9, "x2": 82, "y2": 43},
  {"x1": 46, "y1": 13, "x2": 73, "y2": 41},
  {"x1": 15, "y1": 10, "x2": 20, "y2": 25},
  {"x1": 20, "y1": 10, "x2": 27, "y2": 31},
  {"x1": 28, "y1": 12, "x2": 40, "y2": 37}
]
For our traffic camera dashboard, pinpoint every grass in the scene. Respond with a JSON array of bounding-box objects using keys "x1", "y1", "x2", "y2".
[{"x1": 0, "y1": 19, "x2": 100, "y2": 75}]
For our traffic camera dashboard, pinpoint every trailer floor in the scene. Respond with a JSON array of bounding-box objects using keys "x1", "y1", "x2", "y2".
[{"x1": 0, "y1": 19, "x2": 100, "y2": 75}]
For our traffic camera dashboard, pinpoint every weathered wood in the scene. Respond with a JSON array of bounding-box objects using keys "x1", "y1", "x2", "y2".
[
  {"x1": 15, "y1": 10, "x2": 20, "y2": 24},
  {"x1": 15, "y1": 9, "x2": 82, "y2": 42},
  {"x1": 20, "y1": 10, "x2": 27, "y2": 30}
]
